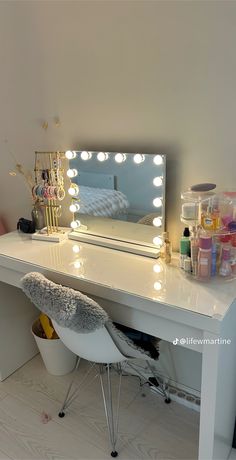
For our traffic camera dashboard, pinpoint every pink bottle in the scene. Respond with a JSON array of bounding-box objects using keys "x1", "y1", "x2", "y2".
[{"x1": 198, "y1": 236, "x2": 212, "y2": 280}]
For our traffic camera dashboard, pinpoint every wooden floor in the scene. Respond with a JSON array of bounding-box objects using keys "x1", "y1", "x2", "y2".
[{"x1": 0, "y1": 354, "x2": 231, "y2": 460}]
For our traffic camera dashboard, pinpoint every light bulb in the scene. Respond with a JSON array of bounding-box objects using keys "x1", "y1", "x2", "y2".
[
  {"x1": 153, "y1": 176, "x2": 163, "y2": 187},
  {"x1": 72, "y1": 244, "x2": 81, "y2": 254},
  {"x1": 68, "y1": 184, "x2": 79, "y2": 196},
  {"x1": 153, "y1": 197, "x2": 162, "y2": 208},
  {"x1": 67, "y1": 169, "x2": 78, "y2": 178},
  {"x1": 69, "y1": 203, "x2": 80, "y2": 213},
  {"x1": 97, "y1": 152, "x2": 108, "y2": 162},
  {"x1": 153, "y1": 155, "x2": 163, "y2": 166},
  {"x1": 65, "y1": 150, "x2": 76, "y2": 160},
  {"x1": 115, "y1": 153, "x2": 126, "y2": 163},
  {"x1": 74, "y1": 260, "x2": 82, "y2": 269},
  {"x1": 153, "y1": 236, "x2": 162, "y2": 246},
  {"x1": 81, "y1": 151, "x2": 92, "y2": 161},
  {"x1": 153, "y1": 217, "x2": 162, "y2": 227},
  {"x1": 133, "y1": 154, "x2": 145, "y2": 164},
  {"x1": 70, "y1": 220, "x2": 81, "y2": 229},
  {"x1": 153, "y1": 264, "x2": 162, "y2": 274},
  {"x1": 154, "y1": 281, "x2": 162, "y2": 291}
]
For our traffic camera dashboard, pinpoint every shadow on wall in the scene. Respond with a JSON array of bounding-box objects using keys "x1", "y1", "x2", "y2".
[{"x1": 0, "y1": 216, "x2": 8, "y2": 235}]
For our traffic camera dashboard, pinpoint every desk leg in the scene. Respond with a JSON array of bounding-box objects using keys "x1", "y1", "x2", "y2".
[{"x1": 199, "y1": 313, "x2": 236, "y2": 460}]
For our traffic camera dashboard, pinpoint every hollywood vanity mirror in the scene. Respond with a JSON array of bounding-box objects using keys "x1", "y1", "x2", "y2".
[{"x1": 66, "y1": 151, "x2": 166, "y2": 257}]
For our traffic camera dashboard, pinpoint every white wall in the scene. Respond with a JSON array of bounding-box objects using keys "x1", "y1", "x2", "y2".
[
  {"x1": 0, "y1": 0, "x2": 235, "y2": 392},
  {"x1": 1, "y1": 0, "x2": 236, "y2": 247}
]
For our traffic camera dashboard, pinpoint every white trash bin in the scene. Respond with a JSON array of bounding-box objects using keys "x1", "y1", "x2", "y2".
[{"x1": 32, "y1": 319, "x2": 77, "y2": 375}]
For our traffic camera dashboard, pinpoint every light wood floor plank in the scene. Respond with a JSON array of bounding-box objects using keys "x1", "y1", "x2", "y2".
[{"x1": 0, "y1": 355, "x2": 199, "y2": 459}]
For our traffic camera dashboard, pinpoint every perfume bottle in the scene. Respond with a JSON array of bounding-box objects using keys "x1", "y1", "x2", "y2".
[{"x1": 160, "y1": 232, "x2": 172, "y2": 263}]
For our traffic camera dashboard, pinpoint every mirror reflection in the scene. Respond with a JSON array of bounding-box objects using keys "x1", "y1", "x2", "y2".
[{"x1": 67, "y1": 151, "x2": 166, "y2": 252}]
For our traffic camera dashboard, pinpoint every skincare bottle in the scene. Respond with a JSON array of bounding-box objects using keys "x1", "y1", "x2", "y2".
[
  {"x1": 160, "y1": 231, "x2": 172, "y2": 263},
  {"x1": 190, "y1": 230, "x2": 199, "y2": 276},
  {"x1": 219, "y1": 247, "x2": 232, "y2": 277},
  {"x1": 211, "y1": 243, "x2": 217, "y2": 276},
  {"x1": 179, "y1": 227, "x2": 190, "y2": 268},
  {"x1": 198, "y1": 236, "x2": 212, "y2": 280}
]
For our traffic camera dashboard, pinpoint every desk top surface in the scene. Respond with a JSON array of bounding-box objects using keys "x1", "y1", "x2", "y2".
[{"x1": 0, "y1": 232, "x2": 235, "y2": 322}]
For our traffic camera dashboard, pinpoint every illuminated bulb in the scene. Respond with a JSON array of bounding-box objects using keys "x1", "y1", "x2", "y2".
[
  {"x1": 69, "y1": 203, "x2": 80, "y2": 213},
  {"x1": 153, "y1": 155, "x2": 163, "y2": 165},
  {"x1": 72, "y1": 244, "x2": 81, "y2": 254},
  {"x1": 133, "y1": 154, "x2": 145, "y2": 164},
  {"x1": 153, "y1": 217, "x2": 162, "y2": 227},
  {"x1": 74, "y1": 260, "x2": 82, "y2": 269},
  {"x1": 70, "y1": 220, "x2": 81, "y2": 229},
  {"x1": 154, "y1": 281, "x2": 162, "y2": 291},
  {"x1": 115, "y1": 153, "x2": 126, "y2": 163},
  {"x1": 67, "y1": 169, "x2": 78, "y2": 178},
  {"x1": 97, "y1": 152, "x2": 108, "y2": 162},
  {"x1": 153, "y1": 197, "x2": 162, "y2": 208},
  {"x1": 65, "y1": 150, "x2": 76, "y2": 160},
  {"x1": 153, "y1": 236, "x2": 162, "y2": 246},
  {"x1": 68, "y1": 184, "x2": 79, "y2": 196},
  {"x1": 153, "y1": 176, "x2": 163, "y2": 187},
  {"x1": 153, "y1": 264, "x2": 162, "y2": 274},
  {"x1": 81, "y1": 151, "x2": 92, "y2": 161}
]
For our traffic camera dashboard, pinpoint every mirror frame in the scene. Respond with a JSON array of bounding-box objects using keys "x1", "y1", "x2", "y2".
[{"x1": 66, "y1": 151, "x2": 166, "y2": 258}]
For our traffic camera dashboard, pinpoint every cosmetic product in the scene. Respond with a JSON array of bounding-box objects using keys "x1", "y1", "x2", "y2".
[
  {"x1": 198, "y1": 236, "x2": 212, "y2": 280},
  {"x1": 219, "y1": 247, "x2": 232, "y2": 277},
  {"x1": 179, "y1": 228, "x2": 190, "y2": 268},
  {"x1": 201, "y1": 205, "x2": 215, "y2": 231},
  {"x1": 190, "y1": 231, "x2": 199, "y2": 276},
  {"x1": 211, "y1": 243, "x2": 217, "y2": 276},
  {"x1": 230, "y1": 240, "x2": 236, "y2": 275},
  {"x1": 184, "y1": 257, "x2": 192, "y2": 273},
  {"x1": 160, "y1": 231, "x2": 172, "y2": 263},
  {"x1": 181, "y1": 202, "x2": 198, "y2": 221}
]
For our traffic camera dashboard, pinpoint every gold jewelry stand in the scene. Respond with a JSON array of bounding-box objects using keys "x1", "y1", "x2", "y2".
[{"x1": 32, "y1": 151, "x2": 70, "y2": 242}]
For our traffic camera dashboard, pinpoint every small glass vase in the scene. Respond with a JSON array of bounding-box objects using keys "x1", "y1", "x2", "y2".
[{"x1": 31, "y1": 202, "x2": 45, "y2": 230}]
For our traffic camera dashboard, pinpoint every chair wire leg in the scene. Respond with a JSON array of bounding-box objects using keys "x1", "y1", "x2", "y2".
[
  {"x1": 99, "y1": 363, "x2": 123, "y2": 457},
  {"x1": 127, "y1": 361, "x2": 171, "y2": 403},
  {"x1": 58, "y1": 357, "x2": 81, "y2": 416},
  {"x1": 146, "y1": 361, "x2": 171, "y2": 404},
  {"x1": 59, "y1": 361, "x2": 97, "y2": 416}
]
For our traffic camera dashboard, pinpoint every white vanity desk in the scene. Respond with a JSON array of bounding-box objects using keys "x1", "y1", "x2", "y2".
[{"x1": 0, "y1": 231, "x2": 236, "y2": 460}]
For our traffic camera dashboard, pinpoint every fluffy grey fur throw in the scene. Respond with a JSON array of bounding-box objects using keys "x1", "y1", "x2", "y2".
[
  {"x1": 21, "y1": 272, "x2": 108, "y2": 333},
  {"x1": 21, "y1": 272, "x2": 158, "y2": 361}
]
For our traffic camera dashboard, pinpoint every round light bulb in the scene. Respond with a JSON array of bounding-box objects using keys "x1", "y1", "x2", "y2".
[
  {"x1": 97, "y1": 152, "x2": 108, "y2": 162},
  {"x1": 81, "y1": 151, "x2": 92, "y2": 161},
  {"x1": 153, "y1": 264, "x2": 162, "y2": 274},
  {"x1": 153, "y1": 236, "x2": 162, "y2": 246},
  {"x1": 70, "y1": 220, "x2": 81, "y2": 229},
  {"x1": 65, "y1": 150, "x2": 76, "y2": 160},
  {"x1": 154, "y1": 281, "x2": 162, "y2": 291},
  {"x1": 153, "y1": 197, "x2": 162, "y2": 208},
  {"x1": 133, "y1": 154, "x2": 145, "y2": 164},
  {"x1": 67, "y1": 169, "x2": 78, "y2": 178},
  {"x1": 74, "y1": 260, "x2": 82, "y2": 269},
  {"x1": 69, "y1": 203, "x2": 80, "y2": 213},
  {"x1": 153, "y1": 217, "x2": 162, "y2": 227},
  {"x1": 115, "y1": 153, "x2": 126, "y2": 163},
  {"x1": 153, "y1": 176, "x2": 163, "y2": 187},
  {"x1": 68, "y1": 184, "x2": 79, "y2": 196},
  {"x1": 72, "y1": 244, "x2": 81, "y2": 254},
  {"x1": 153, "y1": 155, "x2": 163, "y2": 165}
]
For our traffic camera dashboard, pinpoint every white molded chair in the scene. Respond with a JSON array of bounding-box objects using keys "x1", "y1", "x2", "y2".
[{"x1": 21, "y1": 272, "x2": 170, "y2": 458}]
